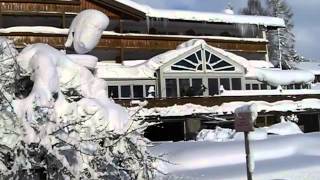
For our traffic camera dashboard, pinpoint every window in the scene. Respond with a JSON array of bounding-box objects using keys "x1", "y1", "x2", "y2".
[
  {"x1": 220, "y1": 78, "x2": 230, "y2": 90},
  {"x1": 208, "y1": 78, "x2": 219, "y2": 95},
  {"x1": 146, "y1": 85, "x2": 155, "y2": 98},
  {"x1": 260, "y1": 84, "x2": 268, "y2": 90},
  {"x1": 192, "y1": 79, "x2": 204, "y2": 96},
  {"x1": 205, "y1": 50, "x2": 235, "y2": 72},
  {"x1": 165, "y1": 79, "x2": 177, "y2": 97},
  {"x1": 179, "y1": 79, "x2": 190, "y2": 97},
  {"x1": 171, "y1": 50, "x2": 202, "y2": 71},
  {"x1": 121, "y1": 86, "x2": 131, "y2": 98},
  {"x1": 231, "y1": 78, "x2": 242, "y2": 90},
  {"x1": 108, "y1": 86, "x2": 119, "y2": 98},
  {"x1": 252, "y1": 84, "x2": 259, "y2": 90},
  {"x1": 294, "y1": 84, "x2": 301, "y2": 89},
  {"x1": 246, "y1": 84, "x2": 251, "y2": 90},
  {"x1": 133, "y1": 85, "x2": 143, "y2": 98}
]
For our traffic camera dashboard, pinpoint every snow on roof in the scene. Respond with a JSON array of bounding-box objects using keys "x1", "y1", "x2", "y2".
[
  {"x1": 0, "y1": 26, "x2": 268, "y2": 43},
  {"x1": 248, "y1": 60, "x2": 274, "y2": 68},
  {"x1": 132, "y1": 98, "x2": 320, "y2": 117},
  {"x1": 114, "y1": 0, "x2": 285, "y2": 27},
  {"x1": 96, "y1": 62, "x2": 155, "y2": 79},
  {"x1": 292, "y1": 61, "x2": 320, "y2": 75}
]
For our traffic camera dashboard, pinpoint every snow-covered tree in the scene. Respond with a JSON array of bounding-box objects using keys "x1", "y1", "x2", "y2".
[
  {"x1": 0, "y1": 11, "x2": 159, "y2": 179},
  {"x1": 240, "y1": 0, "x2": 268, "y2": 16},
  {"x1": 266, "y1": 0, "x2": 299, "y2": 68}
]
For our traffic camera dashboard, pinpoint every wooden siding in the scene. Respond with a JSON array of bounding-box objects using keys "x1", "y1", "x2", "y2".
[
  {"x1": 0, "y1": 0, "x2": 80, "y2": 13},
  {"x1": 3, "y1": 33, "x2": 268, "y2": 53},
  {"x1": 0, "y1": 0, "x2": 137, "y2": 19},
  {"x1": 80, "y1": 0, "x2": 120, "y2": 19}
]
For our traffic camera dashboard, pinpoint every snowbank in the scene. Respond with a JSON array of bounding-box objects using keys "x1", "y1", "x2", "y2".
[
  {"x1": 134, "y1": 98, "x2": 320, "y2": 117},
  {"x1": 152, "y1": 132, "x2": 320, "y2": 180}
]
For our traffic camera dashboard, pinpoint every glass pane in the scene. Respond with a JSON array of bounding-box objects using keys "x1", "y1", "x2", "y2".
[
  {"x1": 220, "y1": 78, "x2": 230, "y2": 90},
  {"x1": 252, "y1": 84, "x2": 259, "y2": 90},
  {"x1": 209, "y1": 54, "x2": 220, "y2": 64},
  {"x1": 192, "y1": 79, "x2": 204, "y2": 96},
  {"x1": 261, "y1": 84, "x2": 268, "y2": 90},
  {"x1": 121, "y1": 86, "x2": 131, "y2": 98},
  {"x1": 208, "y1": 78, "x2": 219, "y2": 95},
  {"x1": 133, "y1": 85, "x2": 143, "y2": 98},
  {"x1": 146, "y1": 85, "x2": 155, "y2": 98},
  {"x1": 108, "y1": 86, "x2": 119, "y2": 98},
  {"x1": 166, "y1": 79, "x2": 177, "y2": 98},
  {"x1": 179, "y1": 79, "x2": 190, "y2": 97},
  {"x1": 231, "y1": 78, "x2": 242, "y2": 90},
  {"x1": 185, "y1": 54, "x2": 199, "y2": 64},
  {"x1": 196, "y1": 50, "x2": 202, "y2": 62},
  {"x1": 246, "y1": 84, "x2": 251, "y2": 90},
  {"x1": 212, "y1": 61, "x2": 232, "y2": 69}
]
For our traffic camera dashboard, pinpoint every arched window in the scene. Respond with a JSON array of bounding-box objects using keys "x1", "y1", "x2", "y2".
[
  {"x1": 171, "y1": 50, "x2": 203, "y2": 71},
  {"x1": 205, "y1": 50, "x2": 235, "y2": 71}
]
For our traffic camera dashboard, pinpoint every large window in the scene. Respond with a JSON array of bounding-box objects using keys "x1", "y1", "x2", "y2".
[
  {"x1": 220, "y1": 78, "x2": 230, "y2": 90},
  {"x1": 108, "y1": 86, "x2": 119, "y2": 98},
  {"x1": 179, "y1": 79, "x2": 190, "y2": 97},
  {"x1": 165, "y1": 79, "x2": 177, "y2": 98},
  {"x1": 231, "y1": 78, "x2": 242, "y2": 90},
  {"x1": 192, "y1": 79, "x2": 204, "y2": 96},
  {"x1": 205, "y1": 51, "x2": 235, "y2": 72},
  {"x1": 171, "y1": 50, "x2": 203, "y2": 71},
  {"x1": 121, "y1": 86, "x2": 131, "y2": 98},
  {"x1": 133, "y1": 85, "x2": 144, "y2": 98},
  {"x1": 208, "y1": 78, "x2": 219, "y2": 95}
]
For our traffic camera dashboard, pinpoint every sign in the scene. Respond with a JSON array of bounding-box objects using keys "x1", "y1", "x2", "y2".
[{"x1": 234, "y1": 104, "x2": 258, "y2": 132}]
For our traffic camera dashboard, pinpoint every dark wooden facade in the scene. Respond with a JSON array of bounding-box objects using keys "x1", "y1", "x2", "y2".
[
  {"x1": 0, "y1": 0, "x2": 269, "y2": 62},
  {"x1": 3, "y1": 32, "x2": 267, "y2": 52}
]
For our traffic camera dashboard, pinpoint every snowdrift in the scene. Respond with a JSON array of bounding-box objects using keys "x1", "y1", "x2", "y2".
[{"x1": 152, "y1": 133, "x2": 320, "y2": 180}]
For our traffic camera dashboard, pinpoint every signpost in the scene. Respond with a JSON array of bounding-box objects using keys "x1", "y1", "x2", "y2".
[{"x1": 234, "y1": 104, "x2": 258, "y2": 180}]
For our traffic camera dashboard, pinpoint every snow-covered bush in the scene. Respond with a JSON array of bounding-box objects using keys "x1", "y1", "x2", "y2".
[{"x1": 0, "y1": 10, "x2": 158, "y2": 178}]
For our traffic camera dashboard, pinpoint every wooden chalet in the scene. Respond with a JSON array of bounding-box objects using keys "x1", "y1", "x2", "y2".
[{"x1": 0, "y1": 0, "x2": 282, "y2": 62}]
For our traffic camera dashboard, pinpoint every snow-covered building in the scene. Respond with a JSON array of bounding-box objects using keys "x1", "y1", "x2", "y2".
[
  {"x1": 1, "y1": 0, "x2": 320, "y2": 141},
  {"x1": 0, "y1": 0, "x2": 284, "y2": 62},
  {"x1": 97, "y1": 39, "x2": 315, "y2": 100}
]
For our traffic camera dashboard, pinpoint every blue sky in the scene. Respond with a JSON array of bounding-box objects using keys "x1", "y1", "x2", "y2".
[{"x1": 133, "y1": 0, "x2": 320, "y2": 61}]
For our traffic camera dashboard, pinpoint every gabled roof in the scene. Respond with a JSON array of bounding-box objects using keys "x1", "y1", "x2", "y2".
[
  {"x1": 111, "y1": 0, "x2": 285, "y2": 27},
  {"x1": 96, "y1": 39, "x2": 255, "y2": 79}
]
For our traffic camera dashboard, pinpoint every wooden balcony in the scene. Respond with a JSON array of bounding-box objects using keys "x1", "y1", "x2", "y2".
[{"x1": 2, "y1": 32, "x2": 268, "y2": 53}]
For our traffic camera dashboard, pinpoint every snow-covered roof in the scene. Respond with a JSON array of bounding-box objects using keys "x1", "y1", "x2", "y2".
[
  {"x1": 96, "y1": 62, "x2": 155, "y2": 79},
  {"x1": 292, "y1": 61, "x2": 320, "y2": 75},
  {"x1": 114, "y1": 0, "x2": 285, "y2": 27}
]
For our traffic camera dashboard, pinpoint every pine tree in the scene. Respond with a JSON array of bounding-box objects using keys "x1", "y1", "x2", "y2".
[
  {"x1": 240, "y1": 0, "x2": 268, "y2": 16},
  {"x1": 266, "y1": 0, "x2": 298, "y2": 68}
]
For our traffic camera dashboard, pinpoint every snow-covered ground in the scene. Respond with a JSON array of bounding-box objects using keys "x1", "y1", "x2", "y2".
[{"x1": 151, "y1": 132, "x2": 320, "y2": 180}]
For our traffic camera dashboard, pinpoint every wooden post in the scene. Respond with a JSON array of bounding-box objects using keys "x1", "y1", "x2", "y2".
[
  {"x1": 244, "y1": 132, "x2": 253, "y2": 180},
  {"x1": 62, "y1": 11, "x2": 66, "y2": 28}
]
